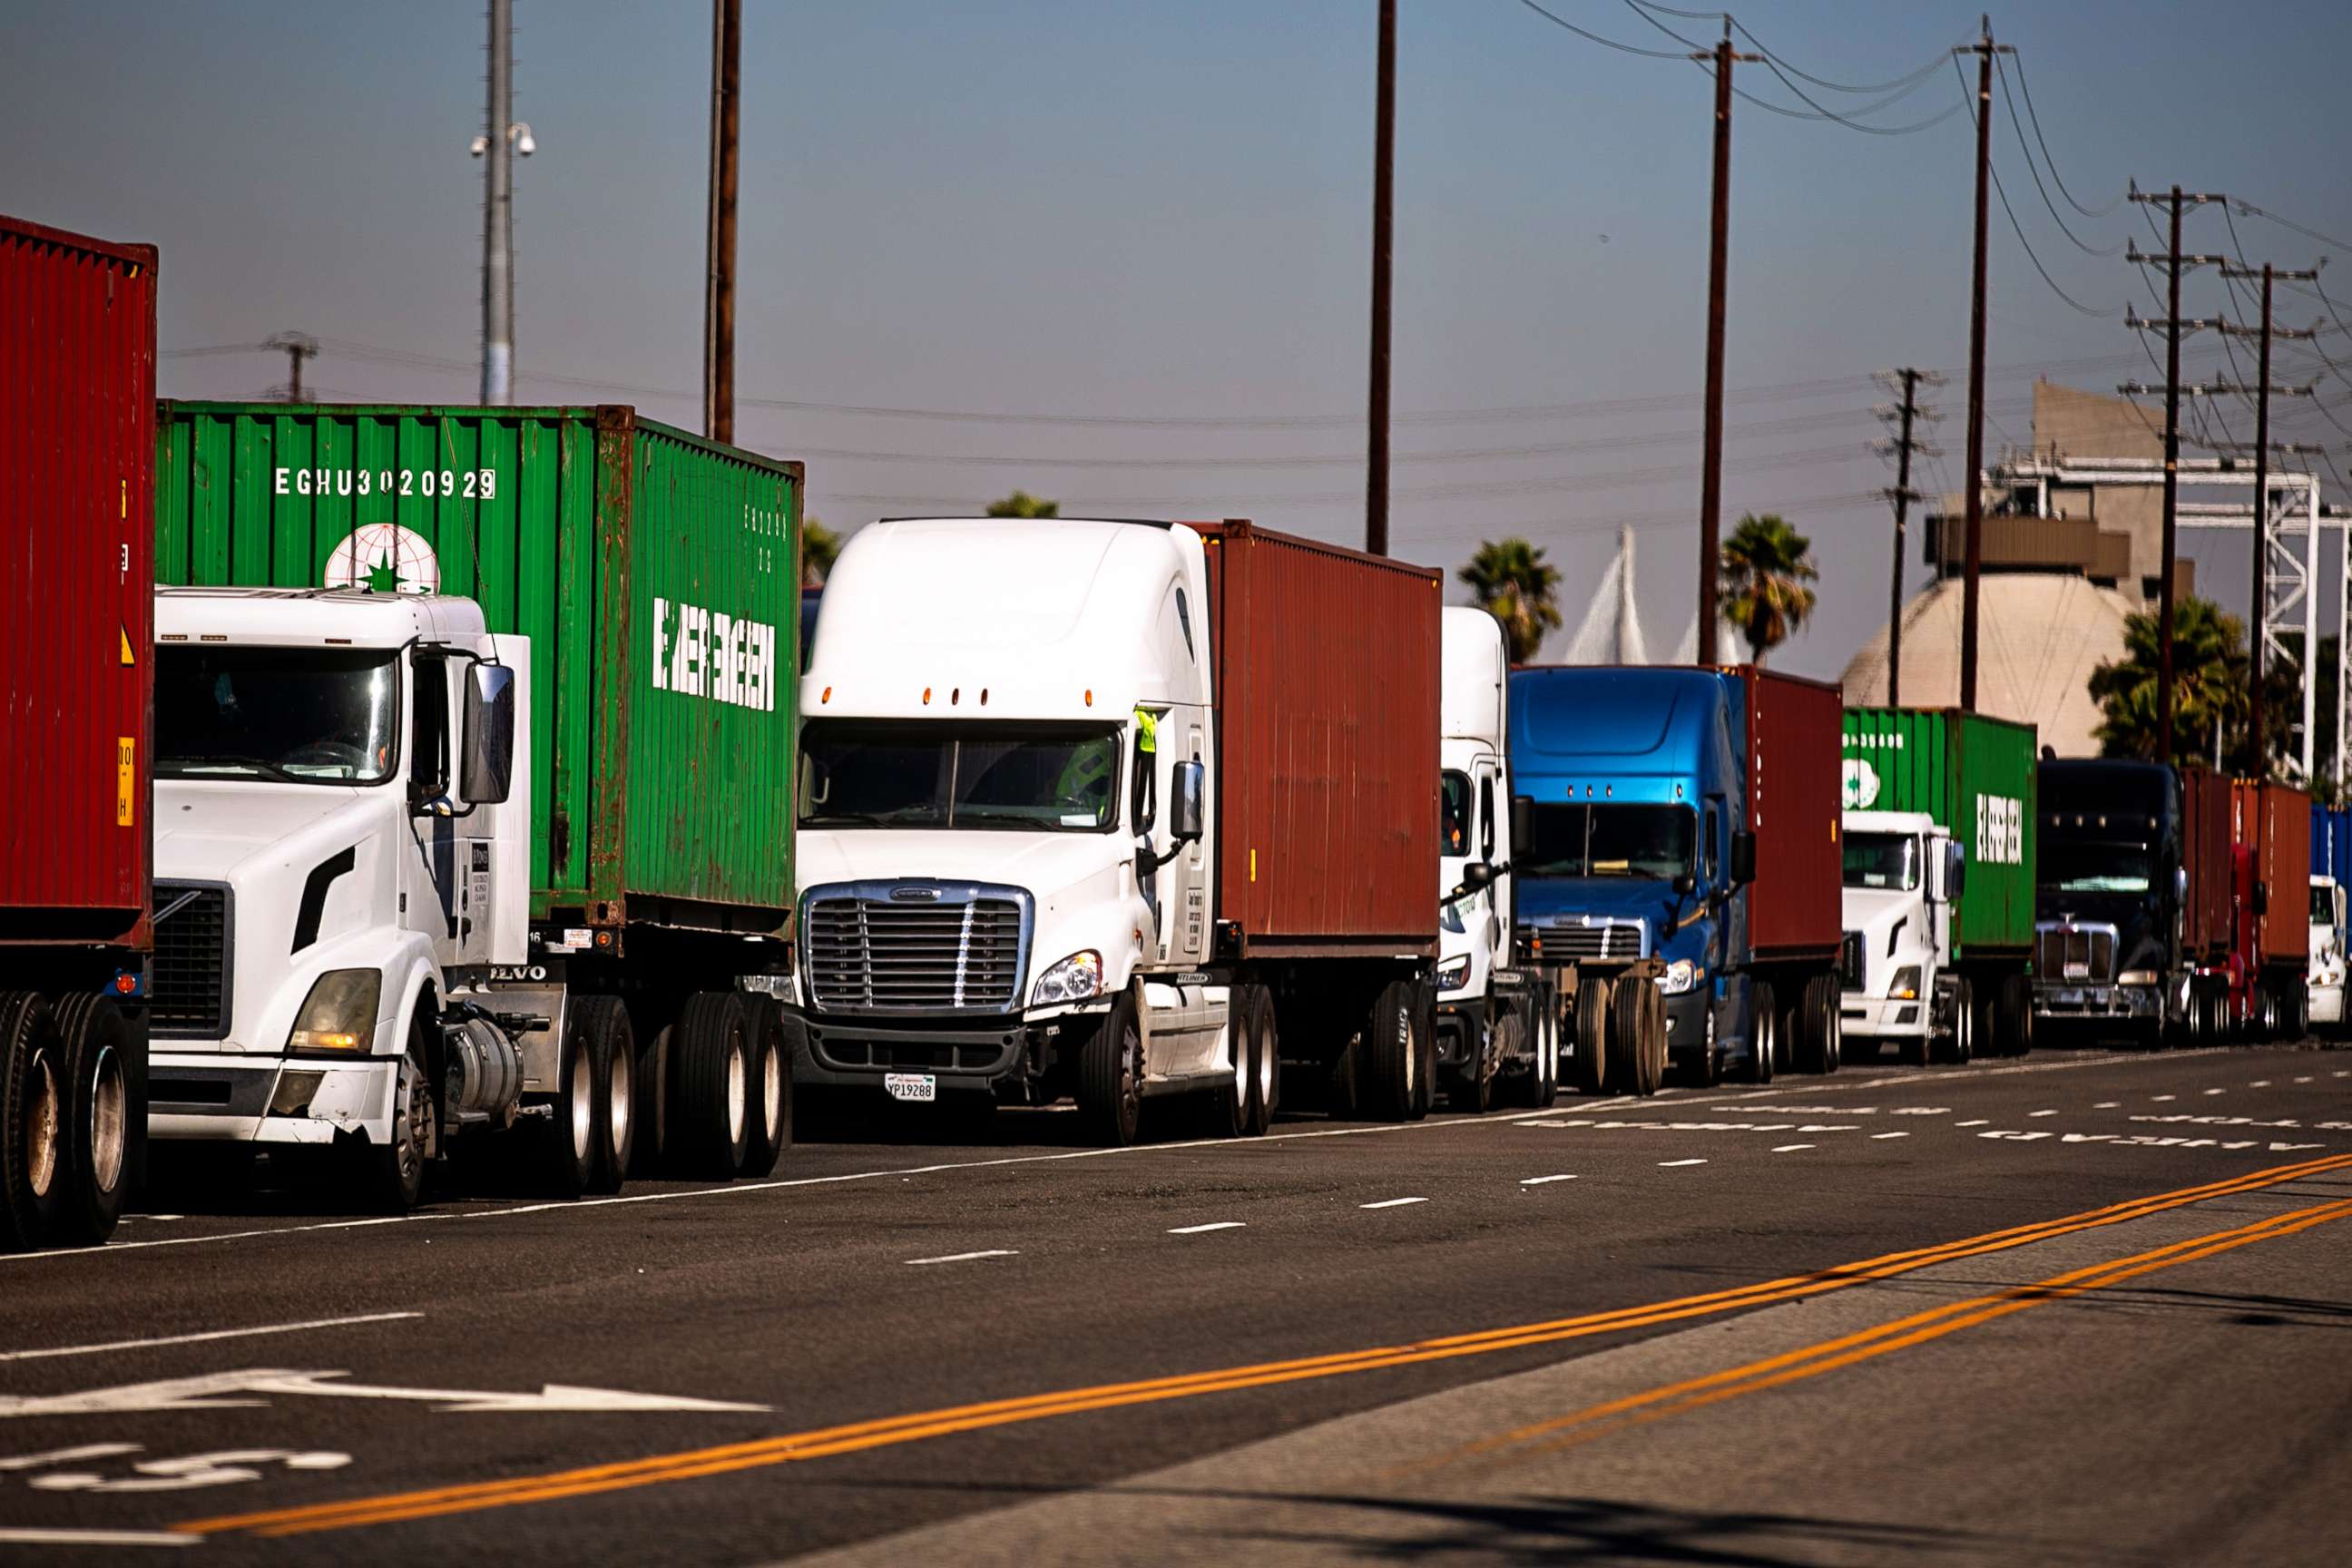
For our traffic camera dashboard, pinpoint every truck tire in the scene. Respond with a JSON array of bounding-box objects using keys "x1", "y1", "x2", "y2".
[
  {"x1": 740, "y1": 997, "x2": 793, "y2": 1178},
  {"x1": 0, "y1": 993, "x2": 65, "y2": 1250},
  {"x1": 1998, "y1": 973, "x2": 2033, "y2": 1057},
  {"x1": 673, "y1": 992, "x2": 751, "y2": 1179},
  {"x1": 1604, "y1": 974, "x2": 1642, "y2": 1091},
  {"x1": 1571, "y1": 979, "x2": 1610, "y2": 1096},
  {"x1": 1364, "y1": 978, "x2": 1420, "y2": 1122},
  {"x1": 49, "y1": 995, "x2": 132, "y2": 1247},
  {"x1": 1243, "y1": 985, "x2": 1278, "y2": 1136},
  {"x1": 630, "y1": 1024, "x2": 671, "y2": 1179},
  {"x1": 1741, "y1": 983, "x2": 1774, "y2": 1085},
  {"x1": 1077, "y1": 994, "x2": 1144, "y2": 1146},
  {"x1": 1795, "y1": 975, "x2": 1839, "y2": 1074},
  {"x1": 359, "y1": 1016, "x2": 432, "y2": 1214},
  {"x1": 1485, "y1": 1012, "x2": 1523, "y2": 1112},
  {"x1": 1214, "y1": 985, "x2": 1258, "y2": 1137},
  {"x1": 1532, "y1": 988, "x2": 1560, "y2": 1108},
  {"x1": 569, "y1": 995, "x2": 634, "y2": 1195},
  {"x1": 1637, "y1": 978, "x2": 1668, "y2": 1096},
  {"x1": 1410, "y1": 983, "x2": 1437, "y2": 1122}
]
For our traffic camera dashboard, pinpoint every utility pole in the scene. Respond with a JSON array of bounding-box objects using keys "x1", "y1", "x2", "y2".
[
  {"x1": 481, "y1": 0, "x2": 514, "y2": 406},
  {"x1": 1874, "y1": 368, "x2": 1945, "y2": 707},
  {"x1": 1366, "y1": 0, "x2": 1396, "y2": 557},
  {"x1": 702, "y1": 0, "x2": 741, "y2": 444},
  {"x1": 1955, "y1": 18, "x2": 2012, "y2": 712},
  {"x1": 266, "y1": 332, "x2": 318, "y2": 403},
  {"x1": 2124, "y1": 187, "x2": 2227, "y2": 762},
  {"x1": 1692, "y1": 22, "x2": 1761, "y2": 665}
]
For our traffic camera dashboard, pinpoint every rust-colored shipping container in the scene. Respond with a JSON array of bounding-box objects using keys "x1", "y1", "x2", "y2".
[
  {"x1": 1736, "y1": 666, "x2": 1844, "y2": 960},
  {"x1": 1195, "y1": 520, "x2": 1440, "y2": 955},
  {"x1": 0, "y1": 215, "x2": 156, "y2": 943},
  {"x1": 2233, "y1": 778, "x2": 2311, "y2": 967},
  {"x1": 2180, "y1": 766, "x2": 2233, "y2": 962}
]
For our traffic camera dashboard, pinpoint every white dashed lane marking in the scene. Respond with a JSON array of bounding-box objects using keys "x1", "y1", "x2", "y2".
[
  {"x1": 1772, "y1": 1144, "x2": 1814, "y2": 1153},
  {"x1": 905, "y1": 1250, "x2": 1019, "y2": 1266},
  {"x1": 1167, "y1": 1222, "x2": 1246, "y2": 1235},
  {"x1": 2205, "y1": 1088, "x2": 2228, "y2": 1096},
  {"x1": 2152, "y1": 1095, "x2": 2179, "y2": 1102},
  {"x1": 2251, "y1": 1080, "x2": 2271, "y2": 1088},
  {"x1": 1519, "y1": 1175, "x2": 1578, "y2": 1186},
  {"x1": 2030, "y1": 1110, "x2": 2057, "y2": 1118},
  {"x1": 1958, "y1": 1119, "x2": 1989, "y2": 1127},
  {"x1": 2094, "y1": 1102, "x2": 2121, "y2": 1109},
  {"x1": 1361, "y1": 1198, "x2": 1428, "y2": 1210},
  {"x1": 1870, "y1": 1132, "x2": 1910, "y2": 1140},
  {"x1": 1659, "y1": 1159, "x2": 1708, "y2": 1168}
]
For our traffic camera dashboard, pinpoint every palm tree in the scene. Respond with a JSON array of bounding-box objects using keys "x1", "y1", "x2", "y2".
[
  {"x1": 1458, "y1": 538, "x2": 1563, "y2": 664},
  {"x1": 801, "y1": 516, "x2": 842, "y2": 588},
  {"x1": 2091, "y1": 595, "x2": 2268, "y2": 767},
  {"x1": 985, "y1": 490, "x2": 1059, "y2": 519},
  {"x1": 1718, "y1": 513, "x2": 1818, "y2": 664}
]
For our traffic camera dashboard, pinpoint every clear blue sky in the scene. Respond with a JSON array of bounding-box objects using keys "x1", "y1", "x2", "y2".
[{"x1": 7, "y1": 1, "x2": 2350, "y2": 678}]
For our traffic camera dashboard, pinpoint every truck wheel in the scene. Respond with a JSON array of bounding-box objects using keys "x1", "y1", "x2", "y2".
[
  {"x1": 1077, "y1": 994, "x2": 1144, "y2": 1146},
  {"x1": 1792, "y1": 975, "x2": 1835, "y2": 1074},
  {"x1": 1571, "y1": 979, "x2": 1610, "y2": 1096},
  {"x1": 1243, "y1": 986, "x2": 1278, "y2": 1135},
  {"x1": 1741, "y1": 983, "x2": 1774, "y2": 1084},
  {"x1": 0, "y1": 993, "x2": 65, "y2": 1250},
  {"x1": 673, "y1": 992, "x2": 751, "y2": 1180},
  {"x1": 49, "y1": 995, "x2": 132, "y2": 1247},
  {"x1": 360, "y1": 1025, "x2": 432, "y2": 1215},
  {"x1": 1410, "y1": 983, "x2": 1437, "y2": 1122},
  {"x1": 1605, "y1": 974, "x2": 1643, "y2": 1092},
  {"x1": 1998, "y1": 974, "x2": 2033, "y2": 1057},
  {"x1": 1364, "y1": 979, "x2": 1420, "y2": 1122},
  {"x1": 740, "y1": 997, "x2": 793, "y2": 1178},
  {"x1": 1214, "y1": 986, "x2": 1257, "y2": 1137},
  {"x1": 567, "y1": 995, "x2": 633, "y2": 1195},
  {"x1": 1638, "y1": 980, "x2": 1667, "y2": 1096},
  {"x1": 630, "y1": 1024, "x2": 671, "y2": 1179},
  {"x1": 1533, "y1": 989, "x2": 1560, "y2": 1108},
  {"x1": 1483, "y1": 1013, "x2": 1521, "y2": 1112}
]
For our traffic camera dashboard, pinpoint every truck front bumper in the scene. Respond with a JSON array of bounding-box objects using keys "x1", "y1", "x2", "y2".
[
  {"x1": 2034, "y1": 982, "x2": 2162, "y2": 1021},
  {"x1": 794, "y1": 1008, "x2": 1104, "y2": 1097},
  {"x1": 1839, "y1": 994, "x2": 1930, "y2": 1040},
  {"x1": 2310, "y1": 984, "x2": 2344, "y2": 1025},
  {"x1": 1661, "y1": 988, "x2": 1713, "y2": 1063},
  {"x1": 146, "y1": 1051, "x2": 396, "y2": 1144},
  {"x1": 1435, "y1": 999, "x2": 1481, "y2": 1069}
]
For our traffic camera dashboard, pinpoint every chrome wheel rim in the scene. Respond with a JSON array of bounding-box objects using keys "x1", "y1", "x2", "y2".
[
  {"x1": 88, "y1": 1045, "x2": 125, "y2": 1193},
  {"x1": 396, "y1": 1069, "x2": 426, "y2": 1185},
  {"x1": 24, "y1": 1050, "x2": 58, "y2": 1200},
  {"x1": 569, "y1": 1048, "x2": 593, "y2": 1162},
  {"x1": 607, "y1": 1037, "x2": 632, "y2": 1161},
  {"x1": 761, "y1": 1034, "x2": 784, "y2": 1142},
  {"x1": 725, "y1": 1038, "x2": 748, "y2": 1148},
  {"x1": 1253, "y1": 1014, "x2": 1275, "y2": 1108}
]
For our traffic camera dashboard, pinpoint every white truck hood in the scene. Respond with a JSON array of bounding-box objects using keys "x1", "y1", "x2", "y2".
[
  {"x1": 1841, "y1": 886, "x2": 1923, "y2": 992},
  {"x1": 798, "y1": 828, "x2": 1131, "y2": 904},
  {"x1": 157, "y1": 783, "x2": 377, "y2": 884}
]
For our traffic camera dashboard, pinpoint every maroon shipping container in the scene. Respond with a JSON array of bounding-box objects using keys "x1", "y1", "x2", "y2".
[
  {"x1": 0, "y1": 215, "x2": 156, "y2": 945},
  {"x1": 1195, "y1": 520, "x2": 1440, "y2": 955},
  {"x1": 2180, "y1": 767, "x2": 2233, "y2": 963},
  {"x1": 2233, "y1": 778, "x2": 2311, "y2": 967},
  {"x1": 1736, "y1": 666, "x2": 1844, "y2": 960}
]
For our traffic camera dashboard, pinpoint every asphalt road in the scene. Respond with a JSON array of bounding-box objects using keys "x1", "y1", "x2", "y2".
[{"x1": 2, "y1": 1040, "x2": 2348, "y2": 1565}]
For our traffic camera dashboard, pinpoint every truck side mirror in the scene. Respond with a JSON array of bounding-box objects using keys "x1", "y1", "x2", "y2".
[
  {"x1": 2252, "y1": 880, "x2": 2269, "y2": 916},
  {"x1": 1460, "y1": 860, "x2": 1498, "y2": 893},
  {"x1": 461, "y1": 662, "x2": 516, "y2": 805},
  {"x1": 1512, "y1": 795, "x2": 1532, "y2": 850},
  {"x1": 1673, "y1": 872, "x2": 1699, "y2": 897},
  {"x1": 1172, "y1": 760, "x2": 1205, "y2": 844},
  {"x1": 1730, "y1": 829, "x2": 1756, "y2": 886},
  {"x1": 1941, "y1": 839, "x2": 1967, "y2": 901}
]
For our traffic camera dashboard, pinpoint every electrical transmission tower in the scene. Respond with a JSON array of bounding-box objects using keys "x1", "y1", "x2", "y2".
[{"x1": 1873, "y1": 368, "x2": 1945, "y2": 707}]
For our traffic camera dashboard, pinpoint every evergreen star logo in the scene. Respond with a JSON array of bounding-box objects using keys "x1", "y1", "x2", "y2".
[{"x1": 323, "y1": 524, "x2": 441, "y2": 595}]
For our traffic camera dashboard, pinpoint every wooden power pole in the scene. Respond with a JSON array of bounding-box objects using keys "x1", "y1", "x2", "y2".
[
  {"x1": 1693, "y1": 22, "x2": 1760, "y2": 665},
  {"x1": 703, "y1": 0, "x2": 741, "y2": 444},
  {"x1": 1875, "y1": 368, "x2": 1943, "y2": 708},
  {"x1": 1955, "y1": 18, "x2": 2011, "y2": 712},
  {"x1": 1366, "y1": 0, "x2": 1396, "y2": 557}
]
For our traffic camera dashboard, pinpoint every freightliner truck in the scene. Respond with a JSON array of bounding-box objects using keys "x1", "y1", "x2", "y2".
[
  {"x1": 1433, "y1": 606, "x2": 1560, "y2": 1112},
  {"x1": 1838, "y1": 708, "x2": 2036, "y2": 1065},
  {"x1": 1507, "y1": 665, "x2": 1844, "y2": 1089},
  {"x1": 0, "y1": 214, "x2": 156, "y2": 1249},
  {"x1": 145, "y1": 403, "x2": 801, "y2": 1208},
  {"x1": 2034, "y1": 760, "x2": 2232, "y2": 1044},
  {"x1": 792, "y1": 516, "x2": 1441, "y2": 1144}
]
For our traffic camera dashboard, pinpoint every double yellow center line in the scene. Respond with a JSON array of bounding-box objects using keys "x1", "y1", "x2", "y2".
[{"x1": 183, "y1": 1151, "x2": 2352, "y2": 1538}]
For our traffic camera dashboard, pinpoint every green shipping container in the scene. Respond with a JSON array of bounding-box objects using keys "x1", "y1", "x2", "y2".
[
  {"x1": 154, "y1": 404, "x2": 799, "y2": 936},
  {"x1": 1841, "y1": 707, "x2": 2037, "y2": 958}
]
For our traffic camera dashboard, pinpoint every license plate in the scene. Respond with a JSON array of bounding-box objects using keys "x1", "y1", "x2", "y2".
[
  {"x1": 884, "y1": 1073, "x2": 937, "y2": 1103},
  {"x1": 2064, "y1": 963, "x2": 2089, "y2": 979}
]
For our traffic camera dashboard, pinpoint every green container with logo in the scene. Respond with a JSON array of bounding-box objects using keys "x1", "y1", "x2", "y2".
[
  {"x1": 154, "y1": 403, "x2": 799, "y2": 936},
  {"x1": 1841, "y1": 707, "x2": 2037, "y2": 959}
]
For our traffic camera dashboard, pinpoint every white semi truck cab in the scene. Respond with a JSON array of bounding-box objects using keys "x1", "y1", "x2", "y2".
[
  {"x1": 144, "y1": 587, "x2": 624, "y2": 1208},
  {"x1": 2310, "y1": 876, "x2": 2345, "y2": 1033},
  {"x1": 1838, "y1": 808, "x2": 1970, "y2": 1065}
]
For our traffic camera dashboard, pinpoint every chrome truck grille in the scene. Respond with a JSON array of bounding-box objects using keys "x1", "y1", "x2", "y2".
[
  {"x1": 802, "y1": 884, "x2": 1032, "y2": 1015},
  {"x1": 2035, "y1": 923, "x2": 2118, "y2": 984},
  {"x1": 152, "y1": 881, "x2": 232, "y2": 1038},
  {"x1": 1522, "y1": 916, "x2": 1649, "y2": 963}
]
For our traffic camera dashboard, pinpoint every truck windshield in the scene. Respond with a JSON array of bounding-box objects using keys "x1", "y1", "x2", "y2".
[
  {"x1": 2314, "y1": 883, "x2": 2336, "y2": 924},
  {"x1": 155, "y1": 646, "x2": 399, "y2": 785},
  {"x1": 1520, "y1": 803, "x2": 1692, "y2": 879},
  {"x1": 1842, "y1": 832, "x2": 1918, "y2": 890},
  {"x1": 2038, "y1": 840, "x2": 2152, "y2": 894},
  {"x1": 1441, "y1": 771, "x2": 1471, "y2": 858},
  {"x1": 799, "y1": 720, "x2": 1122, "y2": 832}
]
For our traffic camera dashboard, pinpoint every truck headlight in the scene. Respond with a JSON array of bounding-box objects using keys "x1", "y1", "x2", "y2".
[
  {"x1": 1032, "y1": 950, "x2": 1103, "y2": 1006},
  {"x1": 285, "y1": 968, "x2": 381, "y2": 1054},
  {"x1": 1890, "y1": 965, "x2": 1921, "y2": 1001},
  {"x1": 1660, "y1": 958, "x2": 1699, "y2": 995},
  {"x1": 2117, "y1": 969, "x2": 2161, "y2": 986},
  {"x1": 1436, "y1": 954, "x2": 1471, "y2": 993}
]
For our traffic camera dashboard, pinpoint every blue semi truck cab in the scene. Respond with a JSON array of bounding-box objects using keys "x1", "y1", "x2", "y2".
[{"x1": 1509, "y1": 665, "x2": 1844, "y2": 1088}]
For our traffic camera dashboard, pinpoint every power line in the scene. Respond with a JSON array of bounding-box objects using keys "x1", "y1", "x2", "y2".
[
  {"x1": 1721, "y1": 17, "x2": 1967, "y2": 132},
  {"x1": 2005, "y1": 53, "x2": 2120, "y2": 218},
  {"x1": 1722, "y1": 14, "x2": 1962, "y2": 96},
  {"x1": 1954, "y1": 55, "x2": 2116, "y2": 318},
  {"x1": 2231, "y1": 199, "x2": 2352, "y2": 258},
  {"x1": 1994, "y1": 55, "x2": 2119, "y2": 256},
  {"x1": 1511, "y1": 0, "x2": 1688, "y2": 60}
]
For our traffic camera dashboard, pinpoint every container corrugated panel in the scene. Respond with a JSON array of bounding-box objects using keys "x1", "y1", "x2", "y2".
[
  {"x1": 2312, "y1": 805, "x2": 2352, "y2": 889},
  {"x1": 2180, "y1": 767, "x2": 2232, "y2": 962},
  {"x1": 2233, "y1": 779, "x2": 2311, "y2": 966},
  {"x1": 153, "y1": 404, "x2": 799, "y2": 930},
  {"x1": 0, "y1": 216, "x2": 155, "y2": 943},
  {"x1": 1196, "y1": 520, "x2": 1439, "y2": 952},
  {"x1": 1840, "y1": 708, "x2": 2037, "y2": 956},
  {"x1": 1735, "y1": 666, "x2": 1842, "y2": 960}
]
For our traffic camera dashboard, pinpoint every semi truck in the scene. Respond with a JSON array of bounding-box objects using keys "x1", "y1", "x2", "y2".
[
  {"x1": 2311, "y1": 804, "x2": 2349, "y2": 1034},
  {"x1": 2034, "y1": 760, "x2": 2231, "y2": 1044},
  {"x1": 0, "y1": 214, "x2": 157, "y2": 1249},
  {"x1": 1434, "y1": 606, "x2": 1559, "y2": 1112},
  {"x1": 1507, "y1": 664, "x2": 1843, "y2": 1089},
  {"x1": 2229, "y1": 779, "x2": 2311, "y2": 1039},
  {"x1": 792, "y1": 516, "x2": 1441, "y2": 1144},
  {"x1": 1838, "y1": 708, "x2": 2036, "y2": 1065},
  {"x1": 147, "y1": 403, "x2": 801, "y2": 1208}
]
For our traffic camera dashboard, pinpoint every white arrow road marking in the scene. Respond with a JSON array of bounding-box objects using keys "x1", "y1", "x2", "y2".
[
  {"x1": 0, "y1": 1369, "x2": 768, "y2": 1419},
  {"x1": 31, "y1": 1449, "x2": 352, "y2": 1494},
  {"x1": 0, "y1": 1444, "x2": 139, "y2": 1472},
  {"x1": 0, "y1": 1528, "x2": 198, "y2": 1548}
]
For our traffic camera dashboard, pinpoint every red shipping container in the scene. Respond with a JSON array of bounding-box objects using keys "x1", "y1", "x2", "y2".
[
  {"x1": 0, "y1": 215, "x2": 156, "y2": 945},
  {"x1": 1736, "y1": 666, "x2": 1844, "y2": 960},
  {"x1": 1195, "y1": 520, "x2": 1440, "y2": 955},
  {"x1": 2233, "y1": 778, "x2": 2311, "y2": 966},
  {"x1": 2180, "y1": 767, "x2": 2233, "y2": 963}
]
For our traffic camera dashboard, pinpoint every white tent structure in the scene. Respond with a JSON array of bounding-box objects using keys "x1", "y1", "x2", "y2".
[{"x1": 1537, "y1": 525, "x2": 1740, "y2": 666}]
